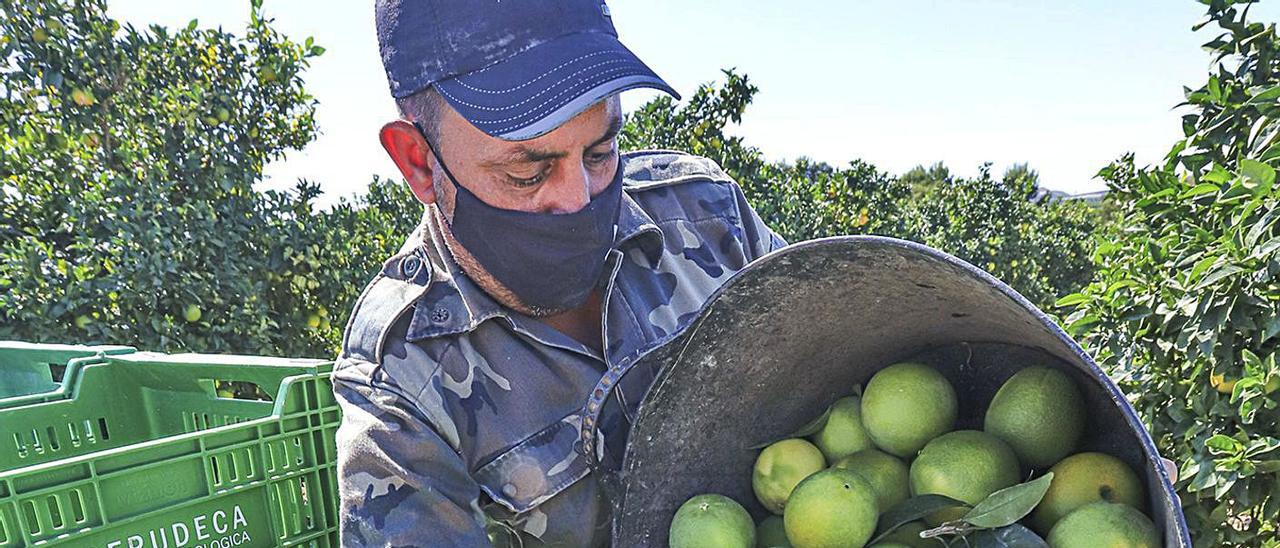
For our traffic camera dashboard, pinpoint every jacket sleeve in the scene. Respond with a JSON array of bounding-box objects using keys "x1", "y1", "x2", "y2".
[
  {"x1": 332, "y1": 359, "x2": 490, "y2": 547},
  {"x1": 732, "y1": 180, "x2": 788, "y2": 261}
]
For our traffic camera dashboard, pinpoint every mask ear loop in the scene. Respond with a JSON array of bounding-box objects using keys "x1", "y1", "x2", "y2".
[{"x1": 412, "y1": 121, "x2": 472, "y2": 197}]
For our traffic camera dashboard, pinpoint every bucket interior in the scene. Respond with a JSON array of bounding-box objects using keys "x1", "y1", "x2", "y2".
[{"x1": 613, "y1": 236, "x2": 1187, "y2": 547}]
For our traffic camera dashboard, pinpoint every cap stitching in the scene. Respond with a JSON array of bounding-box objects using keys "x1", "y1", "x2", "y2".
[
  {"x1": 437, "y1": 57, "x2": 639, "y2": 113},
  {"x1": 486, "y1": 67, "x2": 651, "y2": 134},
  {"x1": 488, "y1": 64, "x2": 650, "y2": 132},
  {"x1": 456, "y1": 50, "x2": 615, "y2": 94}
]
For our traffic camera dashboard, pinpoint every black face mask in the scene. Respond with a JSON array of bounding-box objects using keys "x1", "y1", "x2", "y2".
[{"x1": 419, "y1": 128, "x2": 623, "y2": 314}]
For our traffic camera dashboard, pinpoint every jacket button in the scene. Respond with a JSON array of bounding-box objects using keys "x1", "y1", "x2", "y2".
[
  {"x1": 430, "y1": 308, "x2": 450, "y2": 324},
  {"x1": 400, "y1": 255, "x2": 421, "y2": 277}
]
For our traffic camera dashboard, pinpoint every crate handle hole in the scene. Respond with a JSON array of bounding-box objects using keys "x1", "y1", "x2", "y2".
[{"x1": 210, "y1": 380, "x2": 274, "y2": 402}]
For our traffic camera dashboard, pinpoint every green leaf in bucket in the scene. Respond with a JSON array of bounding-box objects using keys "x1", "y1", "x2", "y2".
[
  {"x1": 867, "y1": 494, "x2": 969, "y2": 545},
  {"x1": 970, "y1": 524, "x2": 1050, "y2": 548},
  {"x1": 748, "y1": 405, "x2": 834, "y2": 449},
  {"x1": 962, "y1": 472, "x2": 1054, "y2": 529}
]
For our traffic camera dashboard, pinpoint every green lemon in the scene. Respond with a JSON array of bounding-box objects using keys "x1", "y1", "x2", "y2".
[
  {"x1": 669, "y1": 494, "x2": 756, "y2": 548},
  {"x1": 909, "y1": 430, "x2": 1020, "y2": 525},
  {"x1": 809, "y1": 396, "x2": 874, "y2": 463},
  {"x1": 832, "y1": 449, "x2": 910, "y2": 511},
  {"x1": 752, "y1": 439, "x2": 826, "y2": 514},
  {"x1": 1031, "y1": 452, "x2": 1145, "y2": 534},
  {"x1": 783, "y1": 468, "x2": 878, "y2": 548},
  {"x1": 183, "y1": 303, "x2": 202, "y2": 323},
  {"x1": 984, "y1": 366, "x2": 1086, "y2": 469},
  {"x1": 861, "y1": 362, "x2": 957, "y2": 457},
  {"x1": 1046, "y1": 501, "x2": 1158, "y2": 548}
]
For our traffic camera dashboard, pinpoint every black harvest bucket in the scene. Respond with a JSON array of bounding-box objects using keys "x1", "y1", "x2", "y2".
[{"x1": 588, "y1": 236, "x2": 1191, "y2": 547}]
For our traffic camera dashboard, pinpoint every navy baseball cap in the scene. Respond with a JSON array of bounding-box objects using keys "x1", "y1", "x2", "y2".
[{"x1": 375, "y1": 0, "x2": 681, "y2": 141}]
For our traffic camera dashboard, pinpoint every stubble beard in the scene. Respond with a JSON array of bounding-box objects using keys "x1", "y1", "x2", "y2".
[{"x1": 429, "y1": 192, "x2": 569, "y2": 319}]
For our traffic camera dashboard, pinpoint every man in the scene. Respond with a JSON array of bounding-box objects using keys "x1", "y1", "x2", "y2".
[{"x1": 334, "y1": 1, "x2": 787, "y2": 545}]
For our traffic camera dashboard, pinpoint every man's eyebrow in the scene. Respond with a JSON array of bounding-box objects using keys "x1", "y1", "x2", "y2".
[{"x1": 482, "y1": 112, "x2": 623, "y2": 168}]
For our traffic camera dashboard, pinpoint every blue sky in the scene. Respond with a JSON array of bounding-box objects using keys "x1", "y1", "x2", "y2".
[{"x1": 107, "y1": 1, "x2": 1280, "y2": 202}]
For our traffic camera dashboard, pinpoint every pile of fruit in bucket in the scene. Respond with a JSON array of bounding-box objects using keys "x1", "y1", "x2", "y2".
[{"x1": 668, "y1": 362, "x2": 1160, "y2": 548}]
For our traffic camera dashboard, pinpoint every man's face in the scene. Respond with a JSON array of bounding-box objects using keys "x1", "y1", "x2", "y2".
[{"x1": 380, "y1": 94, "x2": 624, "y2": 316}]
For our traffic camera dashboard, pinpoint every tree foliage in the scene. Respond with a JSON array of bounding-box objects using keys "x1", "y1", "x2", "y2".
[
  {"x1": 1061, "y1": 1, "x2": 1280, "y2": 544},
  {"x1": 0, "y1": 0, "x2": 421, "y2": 357}
]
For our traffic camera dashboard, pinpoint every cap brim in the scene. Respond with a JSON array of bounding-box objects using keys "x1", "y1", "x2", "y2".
[{"x1": 433, "y1": 31, "x2": 680, "y2": 141}]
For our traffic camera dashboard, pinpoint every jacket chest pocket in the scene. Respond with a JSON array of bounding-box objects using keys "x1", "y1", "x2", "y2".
[{"x1": 474, "y1": 410, "x2": 592, "y2": 513}]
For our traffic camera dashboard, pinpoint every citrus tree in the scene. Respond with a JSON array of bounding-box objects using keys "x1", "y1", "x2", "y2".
[
  {"x1": 0, "y1": 0, "x2": 339, "y2": 355},
  {"x1": 1060, "y1": 1, "x2": 1280, "y2": 544}
]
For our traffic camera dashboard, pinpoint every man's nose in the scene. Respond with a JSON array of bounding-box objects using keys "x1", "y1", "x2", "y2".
[{"x1": 539, "y1": 164, "x2": 592, "y2": 214}]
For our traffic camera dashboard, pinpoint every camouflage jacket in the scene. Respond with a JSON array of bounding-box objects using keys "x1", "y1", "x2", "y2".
[{"x1": 332, "y1": 150, "x2": 787, "y2": 547}]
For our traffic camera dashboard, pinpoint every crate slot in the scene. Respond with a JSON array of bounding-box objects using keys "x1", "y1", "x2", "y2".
[
  {"x1": 96, "y1": 417, "x2": 110, "y2": 441},
  {"x1": 46, "y1": 496, "x2": 62, "y2": 529},
  {"x1": 21, "y1": 500, "x2": 38, "y2": 535},
  {"x1": 44, "y1": 427, "x2": 59, "y2": 452},
  {"x1": 68, "y1": 489, "x2": 86, "y2": 523},
  {"x1": 210, "y1": 455, "x2": 223, "y2": 486},
  {"x1": 81, "y1": 419, "x2": 96, "y2": 444},
  {"x1": 28, "y1": 430, "x2": 42, "y2": 455}
]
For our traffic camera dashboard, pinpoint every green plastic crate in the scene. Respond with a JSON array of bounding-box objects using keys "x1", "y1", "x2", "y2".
[
  {"x1": 0, "y1": 342, "x2": 135, "y2": 405},
  {"x1": 0, "y1": 351, "x2": 339, "y2": 547}
]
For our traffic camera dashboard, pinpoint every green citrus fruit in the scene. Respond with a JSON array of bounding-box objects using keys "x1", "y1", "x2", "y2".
[
  {"x1": 669, "y1": 494, "x2": 755, "y2": 548},
  {"x1": 1046, "y1": 501, "x2": 1158, "y2": 548},
  {"x1": 833, "y1": 449, "x2": 910, "y2": 511},
  {"x1": 862, "y1": 362, "x2": 957, "y2": 457},
  {"x1": 910, "y1": 430, "x2": 1020, "y2": 525},
  {"x1": 307, "y1": 313, "x2": 322, "y2": 329},
  {"x1": 33, "y1": 27, "x2": 48, "y2": 43},
  {"x1": 1031, "y1": 452, "x2": 1145, "y2": 534},
  {"x1": 74, "y1": 315, "x2": 92, "y2": 329},
  {"x1": 875, "y1": 521, "x2": 930, "y2": 548},
  {"x1": 810, "y1": 396, "x2": 874, "y2": 463},
  {"x1": 783, "y1": 468, "x2": 878, "y2": 548},
  {"x1": 755, "y1": 515, "x2": 791, "y2": 548},
  {"x1": 984, "y1": 366, "x2": 1086, "y2": 469},
  {"x1": 183, "y1": 303, "x2": 202, "y2": 323},
  {"x1": 753, "y1": 439, "x2": 826, "y2": 514},
  {"x1": 216, "y1": 107, "x2": 231, "y2": 122}
]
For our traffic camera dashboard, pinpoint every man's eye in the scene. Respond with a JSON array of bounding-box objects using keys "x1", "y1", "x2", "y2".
[
  {"x1": 588, "y1": 148, "x2": 616, "y2": 165},
  {"x1": 509, "y1": 170, "x2": 547, "y2": 188}
]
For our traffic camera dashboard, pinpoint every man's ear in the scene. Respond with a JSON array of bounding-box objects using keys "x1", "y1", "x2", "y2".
[{"x1": 379, "y1": 120, "x2": 436, "y2": 205}]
